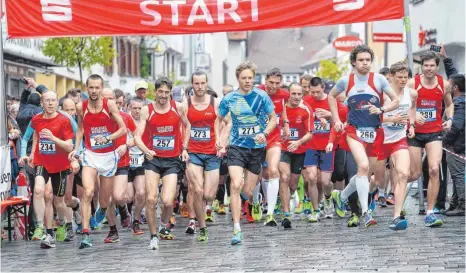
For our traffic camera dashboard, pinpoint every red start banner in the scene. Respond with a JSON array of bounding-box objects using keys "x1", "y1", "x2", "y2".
[{"x1": 5, "y1": 0, "x2": 404, "y2": 38}]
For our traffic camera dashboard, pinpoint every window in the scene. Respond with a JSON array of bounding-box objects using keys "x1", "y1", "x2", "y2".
[{"x1": 180, "y1": 61, "x2": 187, "y2": 77}]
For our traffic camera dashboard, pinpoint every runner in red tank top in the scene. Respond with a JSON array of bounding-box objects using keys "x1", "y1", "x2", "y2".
[
  {"x1": 407, "y1": 51, "x2": 453, "y2": 227},
  {"x1": 27, "y1": 90, "x2": 75, "y2": 249},
  {"x1": 255, "y1": 68, "x2": 290, "y2": 227},
  {"x1": 278, "y1": 83, "x2": 313, "y2": 229},
  {"x1": 68, "y1": 74, "x2": 127, "y2": 249},
  {"x1": 185, "y1": 71, "x2": 221, "y2": 240},
  {"x1": 100, "y1": 88, "x2": 136, "y2": 243},
  {"x1": 134, "y1": 77, "x2": 190, "y2": 248}
]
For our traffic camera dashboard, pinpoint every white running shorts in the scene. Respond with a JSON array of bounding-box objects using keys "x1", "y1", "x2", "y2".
[{"x1": 82, "y1": 149, "x2": 119, "y2": 177}]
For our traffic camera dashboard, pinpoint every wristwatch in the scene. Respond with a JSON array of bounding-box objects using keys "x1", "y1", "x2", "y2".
[
  {"x1": 380, "y1": 107, "x2": 385, "y2": 114},
  {"x1": 410, "y1": 123, "x2": 416, "y2": 128},
  {"x1": 263, "y1": 132, "x2": 269, "y2": 138},
  {"x1": 283, "y1": 120, "x2": 290, "y2": 124}
]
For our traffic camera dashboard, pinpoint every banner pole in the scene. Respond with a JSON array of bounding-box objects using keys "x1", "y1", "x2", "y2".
[
  {"x1": 404, "y1": 0, "x2": 414, "y2": 72},
  {"x1": 0, "y1": 0, "x2": 7, "y2": 146}
]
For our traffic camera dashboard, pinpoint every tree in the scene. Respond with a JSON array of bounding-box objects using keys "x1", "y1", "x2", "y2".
[
  {"x1": 42, "y1": 37, "x2": 115, "y2": 85},
  {"x1": 316, "y1": 59, "x2": 349, "y2": 82},
  {"x1": 140, "y1": 38, "x2": 151, "y2": 79}
]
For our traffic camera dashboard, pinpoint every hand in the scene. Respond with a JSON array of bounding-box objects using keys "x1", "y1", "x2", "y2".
[
  {"x1": 68, "y1": 150, "x2": 78, "y2": 161},
  {"x1": 70, "y1": 160, "x2": 80, "y2": 174},
  {"x1": 442, "y1": 119, "x2": 452, "y2": 132},
  {"x1": 215, "y1": 140, "x2": 223, "y2": 151},
  {"x1": 393, "y1": 113, "x2": 409, "y2": 124},
  {"x1": 24, "y1": 77, "x2": 38, "y2": 89},
  {"x1": 287, "y1": 140, "x2": 300, "y2": 153},
  {"x1": 439, "y1": 44, "x2": 447, "y2": 58},
  {"x1": 115, "y1": 144, "x2": 127, "y2": 157},
  {"x1": 407, "y1": 126, "x2": 415, "y2": 139},
  {"x1": 334, "y1": 120, "x2": 344, "y2": 132},
  {"x1": 217, "y1": 147, "x2": 227, "y2": 157},
  {"x1": 145, "y1": 150, "x2": 156, "y2": 161},
  {"x1": 416, "y1": 112, "x2": 426, "y2": 125},
  {"x1": 94, "y1": 135, "x2": 108, "y2": 145},
  {"x1": 40, "y1": 129, "x2": 56, "y2": 141},
  {"x1": 325, "y1": 143, "x2": 334, "y2": 153},
  {"x1": 127, "y1": 139, "x2": 135, "y2": 148},
  {"x1": 254, "y1": 133, "x2": 266, "y2": 144},
  {"x1": 27, "y1": 156, "x2": 34, "y2": 168},
  {"x1": 181, "y1": 150, "x2": 190, "y2": 162},
  {"x1": 282, "y1": 124, "x2": 290, "y2": 140},
  {"x1": 315, "y1": 108, "x2": 332, "y2": 119},
  {"x1": 319, "y1": 118, "x2": 328, "y2": 128},
  {"x1": 367, "y1": 104, "x2": 382, "y2": 115},
  {"x1": 19, "y1": 156, "x2": 29, "y2": 166}
]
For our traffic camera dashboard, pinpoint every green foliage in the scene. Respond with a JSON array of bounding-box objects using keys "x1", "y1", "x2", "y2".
[
  {"x1": 316, "y1": 59, "x2": 349, "y2": 82},
  {"x1": 42, "y1": 37, "x2": 115, "y2": 83},
  {"x1": 140, "y1": 45, "x2": 151, "y2": 79}
]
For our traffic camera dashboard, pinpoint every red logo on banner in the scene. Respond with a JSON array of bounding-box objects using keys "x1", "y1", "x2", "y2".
[
  {"x1": 333, "y1": 36, "x2": 363, "y2": 52},
  {"x1": 373, "y1": 33, "x2": 403, "y2": 43}
]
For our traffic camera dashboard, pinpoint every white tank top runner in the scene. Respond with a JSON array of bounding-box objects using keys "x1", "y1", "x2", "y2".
[{"x1": 382, "y1": 87, "x2": 412, "y2": 144}]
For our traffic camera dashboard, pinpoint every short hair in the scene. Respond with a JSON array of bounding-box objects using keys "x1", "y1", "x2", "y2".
[
  {"x1": 9, "y1": 103, "x2": 19, "y2": 113},
  {"x1": 6, "y1": 95, "x2": 12, "y2": 101},
  {"x1": 223, "y1": 84, "x2": 234, "y2": 94},
  {"x1": 350, "y1": 45, "x2": 374, "y2": 67},
  {"x1": 379, "y1": 67, "x2": 390, "y2": 75},
  {"x1": 265, "y1": 68, "x2": 282, "y2": 80},
  {"x1": 235, "y1": 61, "x2": 257, "y2": 79},
  {"x1": 191, "y1": 70, "x2": 208, "y2": 84},
  {"x1": 130, "y1": 96, "x2": 144, "y2": 106},
  {"x1": 449, "y1": 73, "x2": 465, "y2": 93},
  {"x1": 288, "y1": 82, "x2": 302, "y2": 90},
  {"x1": 113, "y1": 88, "x2": 124, "y2": 99},
  {"x1": 86, "y1": 74, "x2": 104, "y2": 86},
  {"x1": 420, "y1": 51, "x2": 440, "y2": 66},
  {"x1": 310, "y1": 77, "x2": 325, "y2": 88},
  {"x1": 390, "y1": 62, "x2": 409, "y2": 75},
  {"x1": 300, "y1": 74, "x2": 313, "y2": 86},
  {"x1": 155, "y1": 76, "x2": 173, "y2": 91},
  {"x1": 66, "y1": 88, "x2": 81, "y2": 98}
]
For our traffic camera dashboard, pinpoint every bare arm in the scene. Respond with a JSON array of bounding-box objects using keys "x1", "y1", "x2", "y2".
[
  {"x1": 108, "y1": 100, "x2": 127, "y2": 141},
  {"x1": 176, "y1": 101, "x2": 191, "y2": 148},
  {"x1": 264, "y1": 112, "x2": 277, "y2": 135},
  {"x1": 328, "y1": 87, "x2": 341, "y2": 123},
  {"x1": 381, "y1": 88, "x2": 400, "y2": 113},
  {"x1": 409, "y1": 88, "x2": 418, "y2": 125},
  {"x1": 71, "y1": 104, "x2": 84, "y2": 157},
  {"x1": 214, "y1": 98, "x2": 222, "y2": 147},
  {"x1": 443, "y1": 81, "x2": 454, "y2": 119},
  {"x1": 51, "y1": 136, "x2": 73, "y2": 153},
  {"x1": 134, "y1": 106, "x2": 151, "y2": 155}
]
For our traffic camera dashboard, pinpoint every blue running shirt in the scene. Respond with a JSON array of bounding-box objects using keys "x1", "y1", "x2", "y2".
[{"x1": 219, "y1": 87, "x2": 275, "y2": 149}]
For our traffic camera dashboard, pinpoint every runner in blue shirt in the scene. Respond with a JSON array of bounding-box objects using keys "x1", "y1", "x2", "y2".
[{"x1": 216, "y1": 61, "x2": 276, "y2": 245}]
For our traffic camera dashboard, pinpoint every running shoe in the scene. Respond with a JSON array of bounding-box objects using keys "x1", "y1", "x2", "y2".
[
  {"x1": 347, "y1": 213, "x2": 359, "y2": 227},
  {"x1": 274, "y1": 197, "x2": 282, "y2": 215},
  {"x1": 197, "y1": 228, "x2": 208, "y2": 242},
  {"x1": 64, "y1": 229, "x2": 75, "y2": 242},
  {"x1": 264, "y1": 214, "x2": 277, "y2": 227},
  {"x1": 185, "y1": 221, "x2": 196, "y2": 234},
  {"x1": 378, "y1": 196, "x2": 387, "y2": 207},
  {"x1": 231, "y1": 229, "x2": 243, "y2": 245},
  {"x1": 424, "y1": 213, "x2": 443, "y2": 227},
  {"x1": 245, "y1": 201, "x2": 255, "y2": 223},
  {"x1": 217, "y1": 204, "x2": 227, "y2": 215},
  {"x1": 32, "y1": 227, "x2": 45, "y2": 241},
  {"x1": 40, "y1": 233, "x2": 56, "y2": 249},
  {"x1": 90, "y1": 216, "x2": 99, "y2": 230},
  {"x1": 56, "y1": 224, "x2": 66, "y2": 242},
  {"x1": 364, "y1": 212, "x2": 377, "y2": 227},
  {"x1": 168, "y1": 213, "x2": 177, "y2": 229},
  {"x1": 294, "y1": 201, "x2": 304, "y2": 214},
  {"x1": 180, "y1": 203, "x2": 189, "y2": 218},
  {"x1": 79, "y1": 234, "x2": 92, "y2": 249},
  {"x1": 368, "y1": 197, "x2": 377, "y2": 213},
  {"x1": 132, "y1": 221, "x2": 144, "y2": 235},
  {"x1": 120, "y1": 205, "x2": 131, "y2": 228},
  {"x1": 389, "y1": 216, "x2": 408, "y2": 231},
  {"x1": 323, "y1": 198, "x2": 335, "y2": 219},
  {"x1": 303, "y1": 199, "x2": 312, "y2": 215},
  {"x1": 252, "y1": 203, "x2": 262, "y2": 221},
  {"x1": 386, "y1": 193, "x2": 395, "y2": 205},
  {"x1": 212, "y1": 200, "x2": 219, "y2": 212},
  {"x1": 331, "y1": 190, "x2": 347, "y2": 218},
  {"x1": 205, "y1": 209, "x2": 214, "y2": 223},
  {"x1": 75, "y1": 224, "x2": 82, "y2": 234},
  {"x1": 281, "y1": 217, "x2": 292, "y2": 229},
  {"x1": 95, "y1": 207, "x2": 107, "y2": 225},
  {"x1": 307, "y1": 211, "x2": 320, "y2": 223},
  {"x1": 159, "y1": 227, "x2": 174, "y2": 240},
  {"x1": 104, "y1": 230, "x2": 120, "y2": 243},
  {"x1": 141, "y1": 213, "x2": 147, "y2": 224},
  {"x1": 148, "y1": 237, "x2": 159, "y2": 250}
]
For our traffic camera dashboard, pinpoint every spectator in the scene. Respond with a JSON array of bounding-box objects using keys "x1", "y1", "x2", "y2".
[
  {"x1": 6, "y1": 95, "x2": 13, "y2": 112},
  {"x1": 444, "y1": 73, "x2": 465, "y2": 216},
  {"x1": 9, "y1": 103, "x2": 19, "y2": 120},
  {"x1": 135, "y1": 80, "x2": 153, "y2": 105}
]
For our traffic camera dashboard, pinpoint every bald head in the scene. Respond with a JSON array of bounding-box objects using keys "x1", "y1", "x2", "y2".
[
  {"x1": 101, "y1": 88, "x2": 114, "y2": 100},
  {"x1": 62, "y1": 98, "x2": 76, "y2": 116}
]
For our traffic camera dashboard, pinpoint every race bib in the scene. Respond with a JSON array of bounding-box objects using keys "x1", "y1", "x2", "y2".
[
  {"x1": 39, "y1": 139, "x2": 56, "y2": 154},
  {"x1": 387, "y1": 122, "x2": 406, "y2": 130},
  {"x1": 265, "y1": 114, "x2": 280, "y2": 126},
  {"x1": 190, "y1": 127, "x2": 211, "y2": 141},
  {"x1": 313, "y1": 121, "x2": 331, "y2": 134},
  {"x1": 417, "y1": 108, "x2": 436, "y2": 122},
  {"x1": 130, "y1": 153, "x2": 144, "y2": 168},
  {"x1": 289, "y1": 128, "x2": 299, "y2": 140},
  {"x1": 356, "y1": 127, "x2": 377, "y2": 143},
  {"x1": 152, "y1": 136, "x2": 175, "y2": 150},
  {"x1": 90, "y1": 132, "x2": 112, "y2": 150},
  {"x1": 238, "y1": 124, "x2": 260, "y2": 137}
]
